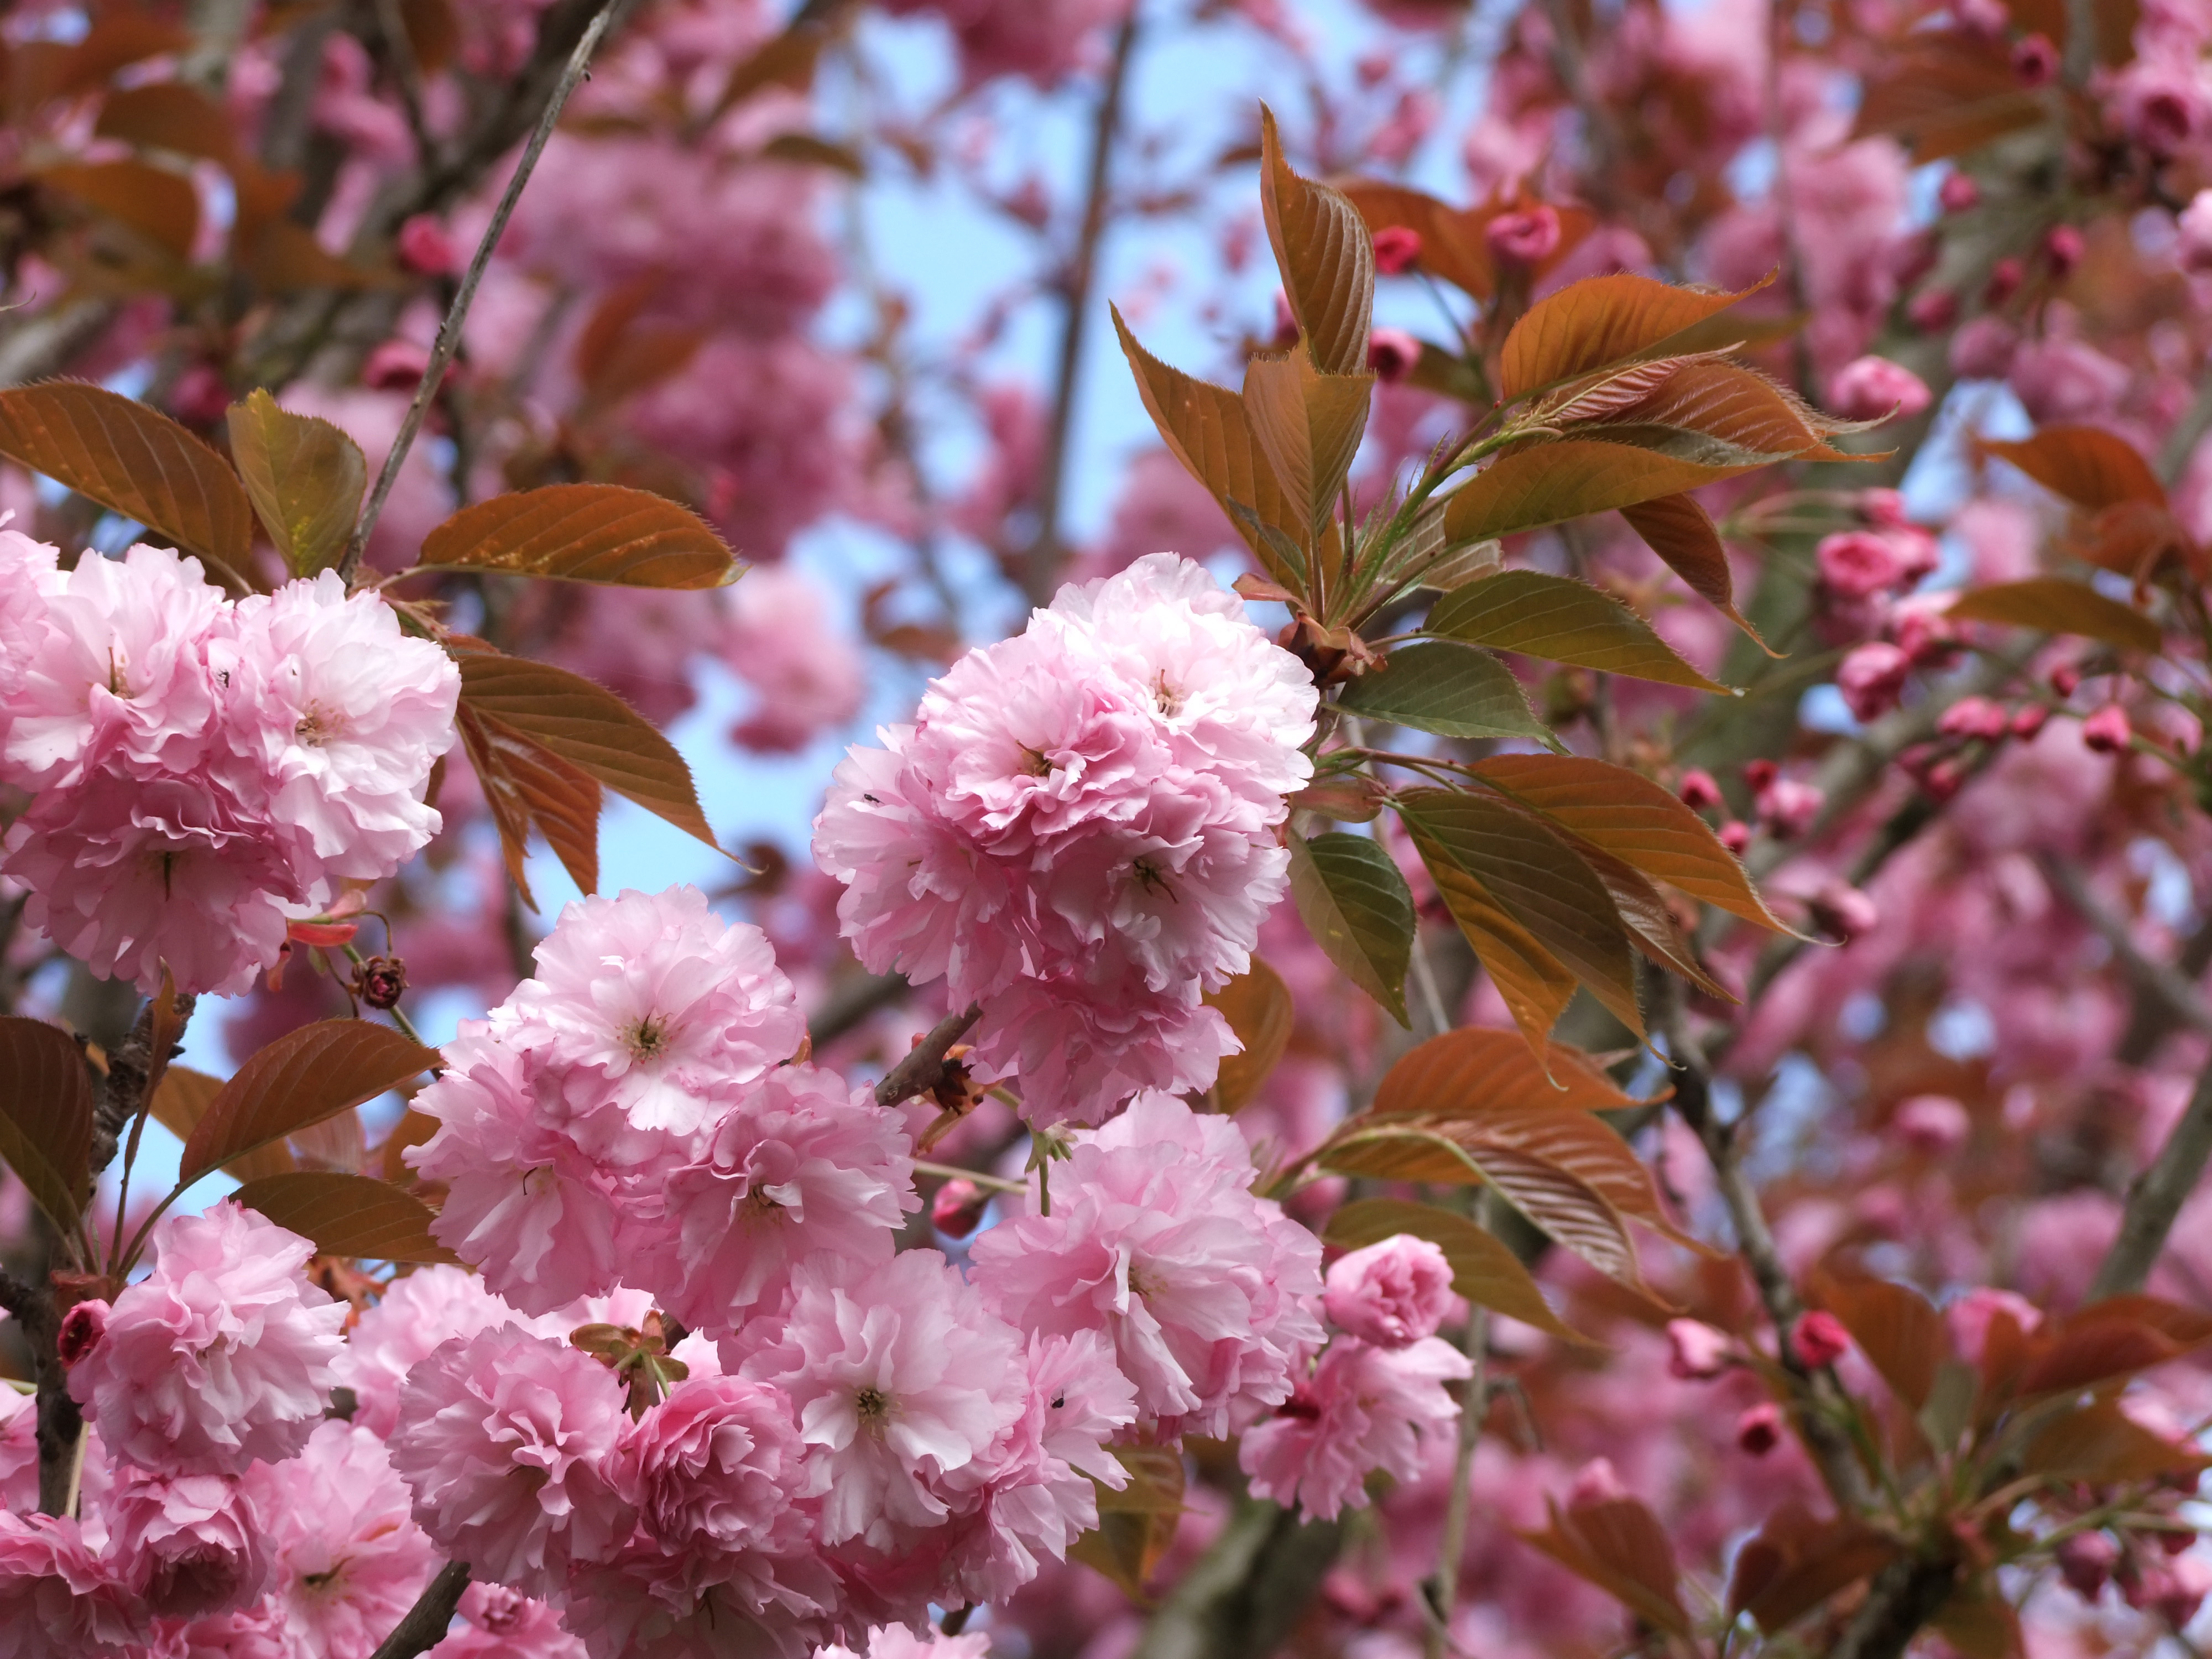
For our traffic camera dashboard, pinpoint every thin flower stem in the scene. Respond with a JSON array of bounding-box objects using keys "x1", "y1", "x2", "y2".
[
  {"x1": 1424, "y1": 1190, "x2": 1493, "y2": 1659},
  {"x1": 911, "y1": 1160, "x2": 1026, "y2": 1196},
  {"x1": 339, "y1": 0, "x2": 629, "y2": 582}
]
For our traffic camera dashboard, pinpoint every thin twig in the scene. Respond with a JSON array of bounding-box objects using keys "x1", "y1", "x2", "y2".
[
  {"x1": 2091, "y1": 1053, "x2": 2212, "y2": 1300},
  {"x1": 1423, "y1": 1193, "x2": 1493, "y2": 1659},
  {"x1": 369, "y1": 1559, "x2": 471, "y2": 1659},
  {"x1": 339, "y1": 0, "x2": 629, "y2": 580},
  {"x1": 2039, "y1": 852, "x2": 2212, "y2": 1038},
  {"x1": 1020, "y1": 4, "x2": 1143, "y2": 603},
  {"x1": 874, "y1": 1004, "x2": 983, "y2": 1107}
]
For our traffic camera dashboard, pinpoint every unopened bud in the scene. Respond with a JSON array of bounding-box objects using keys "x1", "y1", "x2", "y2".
[
  {"x1": 2081, "y1": 704, "x2": 2132, "y2": 754},
  {"x1": 931, "y1": 1177, "x2": 990, "y2": 1239},
  {"x1": 354, "y1": 954, "x2": 408, "y2": 1011},
  {"x1": 1371, "y1": 225, "x2": 1422, "y2": 275},
  {"x1": 1735, "y1": 1402, "x2": 1783, "y2": 1456},
  {"x1": 1791, "y1": 1310, "x2": 1852, "y2": 1368},
  {"x1": 58, "y1": 1298, "x2": 109, "y2": 1366}
]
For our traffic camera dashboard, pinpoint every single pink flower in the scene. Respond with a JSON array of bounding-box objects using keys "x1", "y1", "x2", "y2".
[
  {"x1": 2082, "y1": 704, "x2": 2133, "y2": 753},
  {"x1": 1371, "y1": 225, "x2": 1422, "y2": 274},
  {"x1": 1664, "y1": 1319, "x2": 1732, "y2": 1381},
  {"x1": 0, "y1": 1511, "x2": 144, "y2": 1656},
  {"x1": 1837, "y1": 641, "x2": 1912, "y2": 722},
  {"x1": 1893, "y1": 1094, "x2": 1970, "y2": 1155},
  {"x1": 1322, "y1": 1234, "x2": 1455, "y2": 1348},
  {"x1": 1485, "y1": 205, "x2": 1561, "y2": 264},
  {"x1": 1816, "y1": 530, "x2": 1916, "y2": 599},
  {"x1": 395, "y1": 213, "x2": 458, "y2": 274},
  {"x1": 1239, "y1": 1335, "x2": 1470, "y2": 1520},
  {"x1": 1825, "y1": 356, "x2": 1931, "y2": 422},
  {"x1": 95, "y1": 1465, "x2": 268, "y2": 1618}
]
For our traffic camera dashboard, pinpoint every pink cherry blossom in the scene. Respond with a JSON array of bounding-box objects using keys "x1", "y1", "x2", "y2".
[
  {"x1": 1790, "y1": 1310, "x2": 1851, "y2": 1368},
  {"x1": 95, "y1": 1465, "x2": 268, "y2": 1617},
  {"x1": 1815, "y1": 531, "x2": 1916, "y2": 599},
  {"x1": 733, "y1": 1249, "x2": 1026, "y2": 1553},
  {"x1": 2082, "y1": 704, "x2": 2133, "y2": 753},
  {"x1": 1665, "y1": 1319, "x2": 1732, "y2": 1380},
  {"x1": 0, "y1": 1511, "x2": 144, "y2": 1657},
  {"x1": 388, "y1": 1323, "x2": 635, "y2": 1594},
  {"x1": 816, "y1": 1626, "x2": 993, "y2": 1659},
  {"x1": 1239, "y1": 1335, "x2": 1472, "y2": 1520},
  {"x1": 0, "y1": 1387, "x2": 35, "y2": 1512},
  {"x1": 1323, "y1": 1235, "x2": 1455, "y2": 1349},
  {"x1": 1824, "y1": 356, "x2": 1931, "y2": 421},
  {"x1": 430, "y1": 1582, "x2": 588, "y2": 1659},
  {"x1": 68, "y1": 1199, "x2": 346, "y2": 1475},
  {"x1": 721, "y1": 564, "x2": 867, "y2": 753},
  {"x1": 332, "y1": 1263, "x2": 533, "y2": 1438},
  {"x1": 644, "y1": 1061, "x2": 916, "y2": 1333},
  {"x1": 1837, "y1": 642, "x2": 1912, "y2": 722},
  {"x1": 971, "y1": 1090, "x2": 1326, "y2": 1436}
]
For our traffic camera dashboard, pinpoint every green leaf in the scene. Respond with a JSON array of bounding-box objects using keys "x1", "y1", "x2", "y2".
[
  {"x1": 454, "y1": 651, "x2": 720, "y2": 854},
  {"x1": 225, "y1": 390, "x2": 367, "y2": 577},
  {"x1": 418, "y1": 483, "x2": 739, "y2": 589},
  {"x1": 1204, "y1": 959, "x2": 1294, "y2": 1112},
  {"x1": 1406, "y1": 827, "x2": 1577, "y2": 1060},
  {"x1": 1337, "y1": 640, "x2": 1554, "y2": 743},
  {"x1": 231, "y1": 1171, "x2": 458, "y2": 1264},
  {"x1": 0, "y1": 382, "x2": 257, "y2": 585},
  {"x1": 1325, "y1": 1196, "x2": 1595, "y2": 1343},
  {"x1": 180, "y1": 1021, "x2": 438, "y2": 1187},
  {"x1": 1426, "y1": 569, "x2": 1729, "y2": 692},
  {"x1": 1441, "y1": 439, "x2": 1762, "y2": 547},
  {"x1": 1259, "y1": 106, "x2": 1376, "y2": 377},
  {"x1": 0, "y1": 1016, "x2": 93, "y2": 1234},
  {"x1": 1287, "y1": 831, "x2": 1414, "y2": 1026},
  {"x1": 1946, "y1": 577, "x2": 2162, "y2": 655},
  {"x1": 1499, "y1": 272, "x2": 1773, "y2": 401},
  {"x1": 1395, "y1": 788, "x2": 1642, "y2": 1036}
]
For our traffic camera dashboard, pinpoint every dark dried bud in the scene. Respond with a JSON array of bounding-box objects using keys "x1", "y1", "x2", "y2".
[
  {"x1": 354, "y1": 955, "x2": 407, "y2": 1010},
  {"x1": 58, "y1": 1297, "x2": 109, "y2": 1366}
]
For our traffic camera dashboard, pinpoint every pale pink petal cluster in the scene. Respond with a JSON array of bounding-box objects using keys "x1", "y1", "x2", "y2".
[
  {"x1": 93, "y1": 1465, "x2": 269, "y2": 1618},
  {"x1": 333, "y1": 1262, "x2": 533, "y2": 1438},
  {"x1": 1322, "y1": 1235, "x2": 1457, "y2": 1349},
  {"x1": 0, "y1": 542, "x2": 457, "y2": 995},
  {"x1": 67, "y1": 1201, "x2": 346, "y2": 1476},
  {"x1": 815, "y1": 554, "x2": 1316, "y2": 1123},
  {"x1": 1238, "y1": 1335, "x2": 1472, "y2": 1521},
  {"x1": 815, "y1": 1625, "x2": 993, "y2": 1659},
  {"x1": 0, "y1": 1511, "x2": 145, "y2": 1657},
  {"x1": 971, "y1": 1091, "x2": 1326, "y2": 1437}
]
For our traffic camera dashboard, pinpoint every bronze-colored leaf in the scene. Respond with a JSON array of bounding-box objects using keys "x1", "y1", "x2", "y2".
[
  {"x1": 225, "y1": 390, "x2": 366, "y2": 577},
  {"x1": 95, "y1": 82, "x2": 236, "y2": 164},
  {"x1": 1325, "y1": 1196, "x2": 1595, "y2": 1343},
  {"x1": 1855, "y1": 37, "x2": 2048, "y2": 161},
  {"x1": 1814, "y1": 1273, "x2": 1947, "y2": 1410},
  {"x1": 1408, "y1": 828, "x2": 1578, "y2": 1060},
  {"x1": 1946, "y1": 578, "x2": 2161, "y2": 655},
  {"x1": 1259, "y1": 106, "x2": 1375, "y2": 377},
  {"x1": 179, "y1": 1021, "x2": 438, "y2": 1186},
  {"x1": 1337, "y1": 179, "x2": 1496, "y2": 298},
  {"x1": 455, "y1": 652, "x2": 719, "y2": 853},
  {"x1": 2022, "y1": 1400, "x2": 2210, "y2": 1483},
  {"x1": 1520, "y1": 1494, "x2": 1692, "y2": 1637},
  {"x1": 1070, "y1": 1445, "x2": 1183, "y2": 1600},
  {"x1": 1441, "y1": 439, "x2": 1761, "y2": 550},
  {"x1": 456, "y1": 703, "x2": 601, "y2": 908},
  {"x1": 1372, "y1": 1026, "x2": 1662, "y2": 1117},
  {"x1": 1980, "y1": 427, "x2": 2167, "y2": 511},
  {"x1": 1205, "y1": 959, "x2": 1295, "y2": 1112},
  {"x1": 232, "y1": 1171, "x2": 458, "y2": 1265},
  {"x1": 1729, "y1": 1503, "x2": 1899, "y2": 1634},
  {"x1": 0, "y1": 1016, "x2": 93, "y2": 1234},
  {"x1": 1620, "y1": 493, "x2": 1772, "y2": 650},
  {"x1": 1427, "y1": 569, "x2": 1729, "y2": 692},
  {"x1": 420, "y1": 484, "x2": 739, "y2": 589},
  {"x1": 1499, "y1": 273, "x2": 1772, "y2": 401},
  {"x1": 0, "y1": 382, "x2": 255, "y2": 582},
  {"x1": 1590, "y1": 361, "x2": 1870, "y2": 464},
  {"x1": 148, "y1": 1066, "x2": 295, "y2": 1185},
  {"x1": 1574, "y1": 838, "x2": 1735, "y2": 1001},
  {"x1": 1240, "y1": 351, "x2": 1373, "y2": 539}
]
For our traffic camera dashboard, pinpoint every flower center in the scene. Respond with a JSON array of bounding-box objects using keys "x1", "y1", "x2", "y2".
[
  {"x1": 625, "y1": 1015, "x2": 672, "y2": 1061},
  {"x1": 1133, "y1": 858, "x2": 1175, "y2": 899},
  {"x1": 854, "y1": 1385, "x2": 890, "y2": 1426},
  {"x1": 1153, "y1": 673, "x2": 1183, "y2": 717},
  {"x1": 1018, "y1": 745, "x2": 1055, "y2": 778},
  {"x1": 294, "y1": 703, "x2": 341, "y2": 747}
]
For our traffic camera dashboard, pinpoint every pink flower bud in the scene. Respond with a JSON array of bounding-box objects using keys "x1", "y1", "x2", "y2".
[
  {"x1": 1906, "y1": 288, "x2": 1959, "y2": 332},
  {"x1": 1324, "y1": 1233, "x2": 1457, "y2": 1348},
  {"x1": 1946, "y1": 1287, "x2": 2041, "y2": 1365},
  {"x1": 58, "y1": 1298, "x2": 108, "y2": 1366},
  {"x1": 364, "y1": 338, "x2": 432, "y2": 392},
  {"x1": 1756, "y1": 778, "x2": 1824, "y2": 839},
  {"x1": 929, "y1": 1177, "x2": 989, "y2": 1239},
  {"x1": 1718, "y1": 818, "x2": 1752, "y2": 854},
  {"x1": 2082, "y1": 703, "x2": 2132, "y2": 754},
  {"x1": 2057, "y1": 1532, "x2": 2119, "y2": 1599},
  {"x1": 1817, "y1": 530, "x2": 1916, "y2": 599},
  {"x1": 2044, "y1": 225, "x2": 2084, "y2": 280},
  {"x1": 1566, "y1": 1457, "x2": 1627, "y2": 1507},
  {"x1": 1922, "y1": 757, "x2": 1966, "y2": 801},
  {"x1": 1742, "y1": 758, "x2": 1777, "y2": 792},
  {"x1": 1893, "y1": 1094, "x2": 1970, "y2": 1155},
  {"x1": 1677, "y1": 769, "x2": 1723, "y2": 811},
  {"x1": 1838, "y1": 642, "x2": 1913, "y2": 722},
  {"x1": 1826, "y1": 357, "x2": 1932, "y2": 422},
  {"x1": 1367, "y1": 327, "x2": 1421, "y2": 384},
  {"x1": 2011, "y1": 32, "x2": 2058, "y2": 85},
  {"x1": 2125, "y1": 1557, "x2": 2212, "y2": 1627},
  {"x1": 1938, "y1": 695, "x2": 2011, "y2": 742},
  {"x1": 1984, "y1": 257, "x2": 2025, "y2": 307},
  {"x1": 2179, "y1": 190, "x2": 2212, "y2": 275},
  {"x1": 1938, "y1": 173, "x2": 1981, "y2": 213},
  {"x1": 1485, "y1": 205, "x2": 1561, "y2": 265},
  {"x1": 2011, "y1": 703, "x2": 2049, "y2": 738},
  {"x1": 1859, "y1": 487, "x2": 1910, "y2": 527},
  {"x1": 395, "y1": 213, "x2": 457, "y2": 275},
  {"x1": 1372, "y1": 225, "x2": 1422, "y2": 275},
  {"x1": 1949, "y1": 316, "x2": 2020, "y2": 380},
  {"x1": 1735, "y1": 1402, "x2": 1783, "y2": 1455},
  {"x1": 1271, "y1": 291, "x2": 1300, "y2": 347},
  {"x1": 2050, "y1": 663, "x2": 2081, "y2": 697},
  {"x1": 1808, "y1": 880, "x2": 1879, "y2": 942},
  {"x1": 1893, "y1": 598, "x2": 1960, "y2": 665},
  {"x1": 1791, "y1": 1310, "x2": 1852, "y2": 1368},
  {"x1": 169, "y1": 364, "x2": 232, "y2": 426},
  {"x1": 1664, "y1": 1318, "x2": 1731, "y2": 1380}
]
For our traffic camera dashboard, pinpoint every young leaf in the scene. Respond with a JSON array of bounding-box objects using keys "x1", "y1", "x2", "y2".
[
  {"x1": 0, "y1": 1016, "x2": 93, "y2": 1234},
  {"x1": 418, "y1": 483, "x2": 739, "y2": 589},
  {"x1": 1813, "y1": 1274, "x2": 1947, "y2": 1410},
  {"x1": 41, "y1": 160, "x2": 199, "y2": 258},
  {"x1": 1946, "y1": 578, "x2": 2162, "y2": 655},
  {"x1": 1980, "y1": 427, "x2": 2167, "y2": 510},
  {"x1": 1113, "y1": 306, "x2": 1308, "y2": 590},
  {"x1": 1729, "y1": 1505, "x2": 1900, "y2": 1635},
  {"x1": 1573, "y1": 839, "x2": 1734, "y2": 1001},
  {"x1": 2021, "y1": 1400, "x2": 2210, "y2": 1483},
  {"x1": 1521, "y1": 1494, "x2": 1692, "y2": 1638},
  {"x1": 1337, "y1": 641, "x2": 1552, "y2": 743},
  {"x1": 1441, "y1": 439, "x2": 1762, "y2": 549},
  {"x1": 1373, "y1": 1026, "x2": 1661, "y2": 1117},
  {"x1": 1324, "y1": 1196, "x2": 1595, "y2": 1343},
  {"x1": 179, "y1": 1021, "x2": 438, "y2": 1186},
  {"x1": 95, "y1": 80, "x2": 237, "y2": 164},
  {"x1": 1427, "y1": 569, "x2": 1729, "y2": 693},
  {"x1": 1619, "y1": 494, "x2": 1772, "y2": 650},
  {"x1": 456, "y1": 706, "x2": 601, "y2": 907},
  {"x1": 0, "y1": 383, "x2": 256, "y2": 582},
  {"x1": 1499, "y1": 272, "x2": 1771, "y2": 401},
  {"x1": 1338, "y1": 179, "x2": 1496, "y2": 298},
  {"x1": 149, "y1": 1066, "x2": 295, "y2": 1184},
  {"x1": 1318, "y1": 1121, "x2": 1488, "y2": 1184},
  {"x1": 1585, "y1": 361, "x2": 1869, "y2": 464},
  {"x1": 1855, "y1": 37, "x2": 2047, "y2": 160},
  {"x1": 1395, "y1": 788, "x2": 1642, "y2": 1036},
  {"x1": 225, "y1": 391, "x2": 367, "y2": 577},
  {"x1": 1240, "y1": 351, "x2": 1373, "y2": 539},
  {"x1": 1204, "y1": 959, "x2": 1295, "y2": 1112},
  {"x1": 1408, "y1": 827, "x2": 1578, "y2": 1059},
  {"x1": 1464, "y1": 753, "x2": 1788, "y2": 930},
  {"x1": 231, "y1": 1171, "x2": 458, "y2": 1265},
  {"x1": 1259, "y1": 106, "x2": 1375, "y2": 377},
  {"x1": 1070, "y1": 1444, "x2": 1184, "y2": 1598},
  {"x1": 1287, "y1": 831, "x2": 1415, "y2": 1026},
  {"x1": 456, "y1": 653, "x2": 720, "y2": 853}
]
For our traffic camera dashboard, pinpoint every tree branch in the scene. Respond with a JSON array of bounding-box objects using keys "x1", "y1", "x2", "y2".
[
  {"x1": 369, "y1": 1559, "x2": 471, "y2": 1659},
  {"x1": 0, "y1": 1267, "x2": 77, "y2": 1516},
  {"x1": 874, "y1": 1004, "x2": 983, "y2": 1107},
  {"x1": 340, "y1": 0, "x2": 630, "y2": 579}
]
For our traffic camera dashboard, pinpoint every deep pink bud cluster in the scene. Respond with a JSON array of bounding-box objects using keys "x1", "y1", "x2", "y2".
[
  {"x1": 813, "y1": 554, "x2": 1318, "y2": 1124},
  {"x1": 0, "y1": 541, "x2": 458, "y2": 995}
]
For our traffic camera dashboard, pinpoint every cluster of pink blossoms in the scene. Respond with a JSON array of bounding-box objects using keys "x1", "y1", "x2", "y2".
[
  {"x1": 0, "y1": 535, "x2": 458, "y2": 995},
  {"x1": 813, "y1": 554, "x2": 1318, "y2": 1123}
]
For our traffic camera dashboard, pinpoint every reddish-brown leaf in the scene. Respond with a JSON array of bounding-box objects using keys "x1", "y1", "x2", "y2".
[
  {"x1": 1815, "y1": 1273, "x2": 1947, "y2": 1410},
  {"x1": 456, "y1": 704, "x2": 601, "y2": 907},
  {"x1": 1337, "y1": 179, "x2": 1496, "y2": 298},
  {"x1": 420, "y1": 484, "x2": 738, "y2": 589},
  {"x1": 1499, "y1": 273, "x2": 1772, "y2": 401},
  {"x1": 2022, "y1": 1400, "x2": 2210, "y2": 1483},
  {"x1": 1620, "y1": 493, "x2": 1772, "y2": 650},
  {"x1": 1408, "y1": 827, "x2": 1578, "y2": 1059},
  {"x1": 180, "y1": 1021, "x2": 438, "y2": 1186},
  {"x1": 1371, "y1": 1026, "x2": 1661, "y2": 1117},
  {"x1": 1590, "y1": 360, "x2": 1870, "y2": 464},
  {"x1": 1946, "y1": 578, "x2": 2162, "y2": 655},
  {"x1": 148, "y1": 1067, "x2": 295, "y2": 1185},
  {"x1": 1855, "y1": 37, "x2": 2048, "y2": 160},
  {"x1": 1204, "y1": 959, "x2": 1295, "y2": 1112},
  {"x1": 42, "y1": 158, "x2": 197, "y2": 259},
  {"x1": 1729, "y1": 1503, "x2": 1899, "y2": 1634},
  {"x1": 1240, "y1": 351, "x2": 1373, "y2": 538},
  {"x1": 1259, "y1": 107, "x2": 1375, "y2": 377},
  {"x1": 1428, "y1": 569, "x2": 1728, "y2": 692},
  {"x1": 0, "y1": 1016, "x2": 93, "y2": 1234},
  {"x1": 1520, "y1": 1495, "x2": 1691, "y2": 1637},
  {"x1": 1981, "y1": 427, "x2": 2167, "y2": 512},
  {"x1": 0, "y1": 383, "x2": 256, "y2": 582},
  {"x1": 95, "y1": 82, "x2": 236, "y2": 164},
  {"x1": 232, "y1": 1171, "x2": 458, "y2": 1265},
  {"x1": 1443, "y1": 440, "x2": 1761, "y2": 549},
  {"x1": 1070, "y1": 1444, "x2": 1184, "y2": 1598}
]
